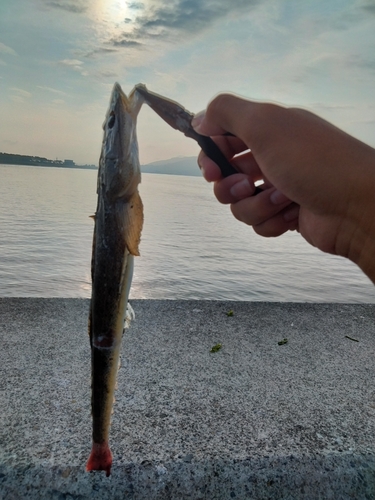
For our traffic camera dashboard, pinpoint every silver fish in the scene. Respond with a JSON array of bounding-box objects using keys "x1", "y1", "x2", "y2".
[{"x1": 86, "y1": 83, "x2": 144, "y2": 476}]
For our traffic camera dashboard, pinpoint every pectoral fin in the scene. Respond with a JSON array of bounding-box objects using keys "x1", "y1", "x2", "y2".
[{"x1": 124, "y1": 190, "x2": 143, "y2": 256}]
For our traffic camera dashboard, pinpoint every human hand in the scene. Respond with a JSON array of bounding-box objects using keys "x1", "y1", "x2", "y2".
[{"x1": 192, "y1": 94, "x2": 375, "y2": 282}]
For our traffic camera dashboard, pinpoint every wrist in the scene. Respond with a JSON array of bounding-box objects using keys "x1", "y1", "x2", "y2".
[
  {"x1": 357, "y1": 239, "x2": 375, "y2": 285},
  {"x1": 352, "y1": 218, "x2": 375, "y2": 285},
  {"x1": 346, "y1": 149, "x2": 375, "y2": 283}
]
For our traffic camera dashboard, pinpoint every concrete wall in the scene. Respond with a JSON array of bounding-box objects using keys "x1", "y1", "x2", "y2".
[{"x1": 1, "y1": 299, "x2": 375, "y2": 499}]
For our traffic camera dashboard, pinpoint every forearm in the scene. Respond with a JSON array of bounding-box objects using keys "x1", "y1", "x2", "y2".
[
  {"x1": 340, "y1": 147, "x2": 375, "y2": 283},
  {"x1": 355, "y1": 234, "x2": 375, "y2": 284}
]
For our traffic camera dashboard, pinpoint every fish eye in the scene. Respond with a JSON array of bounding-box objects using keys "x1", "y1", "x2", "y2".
[{"x1": 108, "y1": 112, "x2": 116, "y2": 129}]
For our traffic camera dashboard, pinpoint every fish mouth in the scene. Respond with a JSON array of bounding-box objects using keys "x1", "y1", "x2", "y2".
[{"x1": 105, "y1": 82, "x2": 144, "y2": 125}]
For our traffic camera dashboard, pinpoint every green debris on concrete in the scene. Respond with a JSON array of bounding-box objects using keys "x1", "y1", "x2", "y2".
[{"x1": 210, "y1": 343, "x2": 222, "y2": 353}]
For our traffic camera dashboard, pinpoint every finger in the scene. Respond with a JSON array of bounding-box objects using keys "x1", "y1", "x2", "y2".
[
  {"x1": 252, "y1": 211, "x2": 299, "y2": 238},
  {"x1": 213, "y1": 164, "x2": 291, "y2": 204},
  {"x1": 209, "y1": 134, "x2": 249, "y2": 159},
  {"x1": 213, "y1": 172, "x2": 267, "y2": 206},
  {"x1": 198, "y1": 151, "x2": 222, "y2": 182},
  {"x1": 213, "y1": 174, "x2": 258, "y2": 204},
  {"x1": 197, "y1": 134, "x2": 252, "y2": 177},
  {"x1": 230, "y1": 192, "x2": 297, "y2": 225},
  {"x1": 230, "y1": 150, "x2": 262, "y2": 179},
  {"x1": 199, "y1": 147, "x2": 263, "y2": 184}
]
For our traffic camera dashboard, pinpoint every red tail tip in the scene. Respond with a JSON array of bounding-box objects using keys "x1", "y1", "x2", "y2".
[{"x1": 86, "y1": 442, "x2": 112, "y2": 477}]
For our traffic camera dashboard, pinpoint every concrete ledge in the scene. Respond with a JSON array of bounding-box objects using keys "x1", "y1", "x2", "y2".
[{"x1": 1, "y1": 298, "x2": 375, "y2": 499}]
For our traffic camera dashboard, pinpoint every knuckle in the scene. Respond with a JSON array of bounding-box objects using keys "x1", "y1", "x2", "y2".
[
  {"x1": 253, "y1": 218, "x2": 288, "y2": 237},
  {"x1": 230, "y1": 202, "x2": 252, "y2": 223},
  {"x1": 252, "y1": 224, "x2": 265, "y2": 235},
  {"x1": 230, "y1": 203, "x2": 244, "y2": 222},
  {"x1": 206, "y1": 93, "x2": 239, "y2": 123},
  {"x1": 214, "y1": 185, "x2": 230, "y2": 205},
  {"x1": 207, "y1": 93, "x2": 233, "y2": 113}
]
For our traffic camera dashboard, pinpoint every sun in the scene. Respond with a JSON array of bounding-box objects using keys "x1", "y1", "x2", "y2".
[
  {"x1": 104, "y1": 0, "x2": 130, "y2": 26},
  {"x1": 90, "y1": 1, "x2": 135, "y2": 34}
]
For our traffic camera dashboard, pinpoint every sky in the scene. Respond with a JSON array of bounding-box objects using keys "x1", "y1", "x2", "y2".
[{"x1": 1, "y1": 0, "x2": 375, "y2": 165}]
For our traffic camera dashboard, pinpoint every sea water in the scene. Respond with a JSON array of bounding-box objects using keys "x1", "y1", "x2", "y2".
[{"x1": 0, "y1": 164, "x2": 374, "y2": 302}]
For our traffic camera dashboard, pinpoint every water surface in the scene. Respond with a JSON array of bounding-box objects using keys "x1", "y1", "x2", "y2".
[{"x1": 1, "y1": 164, "x2": 374, "y2": 302}]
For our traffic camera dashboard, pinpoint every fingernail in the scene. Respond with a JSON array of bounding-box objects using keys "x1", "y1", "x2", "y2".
[
  {"x1": 191, "y1": 110, "x2": 205, "y2": 131},
  {"x1": 199, "y1": 163, "x2": 206, "y2": 178},
  {"x1": 197, "y1": 154, "x2": 211, "y2": 179},
  {"x1": 270, "y1": 189, "x2": 290, "y2": 205},
  {"x1": 283, "y1": 205, "x2": 299, "y2": 222},
  {"x1": 230, "y1": 178, "x2": 253, "y2": 199}
]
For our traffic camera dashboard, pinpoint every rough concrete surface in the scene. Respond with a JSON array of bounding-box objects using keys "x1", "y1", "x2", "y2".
[{"x1": 1, "y1": 298, "x2": 375, "y2": 499}]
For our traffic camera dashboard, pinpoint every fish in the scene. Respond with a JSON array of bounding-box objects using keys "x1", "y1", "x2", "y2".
[{"x1": 86, "y1": 83, "x2": 144, "y2": 476}]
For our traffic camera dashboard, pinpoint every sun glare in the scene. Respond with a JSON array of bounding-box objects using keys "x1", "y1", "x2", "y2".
[
  {"x1": 90, "y1": 0, "x2": 136, "y2": 39},
  {"x1": 105, "y1": 0, "x2": 130, "y2": 26}
]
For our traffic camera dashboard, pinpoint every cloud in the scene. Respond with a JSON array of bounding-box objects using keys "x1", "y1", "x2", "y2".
[
  {"x1": 37, "y1": 85, "x2": 67, "y2": 95},
  {"x1": 43, "y1": 0, "x2": 88, "y2": 14},
  {"x1": 9, "y1": 87, "x2": 31, "y2": 103},
  {"x1": 128, "y1": 1, "x2": 145, "y2": 9},
  {"x1": 112, "y1": 39, "x2": 143, "y2": 47},
  {"x1": 11, "y1": 96, "x2": 27, "y2": 103},
  {"x1": 112, "y1": 0, "x2": 260, "y2": 46},
  {"x1": 349, "y1": 55, "x2": 375, "y2": 72},
  {"x1": 84, "y1": 48, "x2": 119, "y2": 58},
  {"x1": 58, "y1": 58, "x2": 89, "y2": 76},
  {"x1": 0, "y1": 42, "x2": 17, "y2": 56},
  {"x1": 362, "y1": 1, "x2": 375, "y2": 15},
  {"x1": 328, "y1": 0, "x2": 375, "y2": 29},
  {"x1": 310, "y1": 102, "x2": 355, "y2": 112},
  {"x1": 59, "y1": 58, "x2": 84, "y2": 67},
  {"x1": 97, "y1": 70, "x2": 118, "y2": 78},
  {"x1": 10, "y1": 88, "x2": 32, "y2": 98}
]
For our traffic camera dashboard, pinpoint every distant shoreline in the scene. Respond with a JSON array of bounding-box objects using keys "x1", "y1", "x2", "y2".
[
  {"x1": 1, "y1": 161, "x2": 97, "y2": 170},
  {"x1": 0, "y1": 153, "x2": 97, "y2": 169},
  {"x1": 0, "y1": 152, "x2": 96, "y2": 170},
  {"x1": 1, "y1": 154, "x2": 201, "y2": 176}
]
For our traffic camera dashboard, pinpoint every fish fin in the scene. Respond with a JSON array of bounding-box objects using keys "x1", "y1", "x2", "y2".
[
  {"x1": 124, "y1": 190, "x2": 143, "y2": 256},
  {"x1": 124, "y1": 302, "x2": 135, "y2": 330},
  {"x1": 89, "y1": 214, "x2": 96, "y2": 220},
  {"x1": 86, "y1": 442, "x2": 112, "y2": 477}
]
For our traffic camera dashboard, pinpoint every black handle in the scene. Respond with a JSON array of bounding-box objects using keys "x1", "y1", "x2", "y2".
[
  {"x1": 192, "y1": 132, "x2": 262, "y2": 195},
  {"x1": 195, "y1": 134, "x2": 238, "y2": 177}
]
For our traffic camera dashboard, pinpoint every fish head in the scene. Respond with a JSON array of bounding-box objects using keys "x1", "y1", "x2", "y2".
[{"x1": 99, "y1": 82, "x2": 144, "y2": 200}]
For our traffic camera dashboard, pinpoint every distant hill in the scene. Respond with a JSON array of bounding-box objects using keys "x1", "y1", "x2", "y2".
[{"x1": 141, "y1": 156, "x2": 200, "y2": 177}]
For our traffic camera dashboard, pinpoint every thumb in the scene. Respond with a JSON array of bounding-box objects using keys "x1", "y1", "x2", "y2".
[{"x1": 191, "y1": 93, "x2": 253, "y2": 138}]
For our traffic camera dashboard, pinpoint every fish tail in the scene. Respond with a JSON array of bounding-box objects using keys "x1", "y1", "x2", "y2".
[{"x1": 86, "y1": 442, "x2": 112, "y2": 476}]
